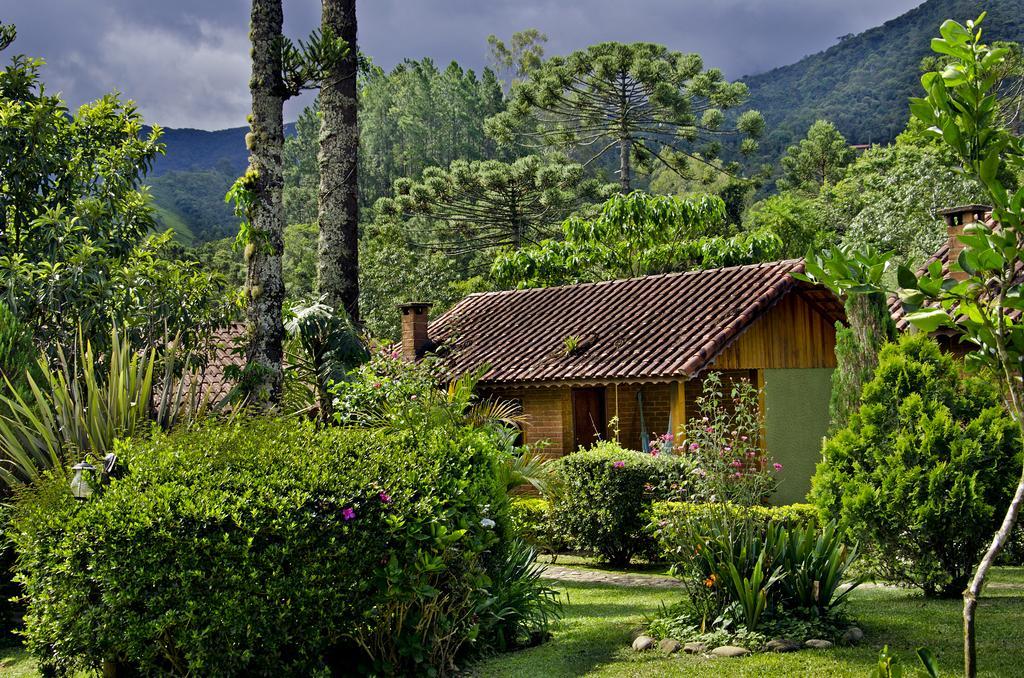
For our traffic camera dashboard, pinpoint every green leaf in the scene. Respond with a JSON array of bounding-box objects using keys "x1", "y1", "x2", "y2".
[
  {"x1": 897, "y1": 266, "x2": 919, "y2": 290},
  {"x1": 905, "y1": 308, "x2": 952, "y2": 333}
]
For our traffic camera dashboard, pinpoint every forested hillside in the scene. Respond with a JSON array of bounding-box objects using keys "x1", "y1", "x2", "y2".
[
  {"x1": 745, "y1": 0, "x2": 1024, "y2": 161},
  {"x1": 146, "y1": 124, "x2": 294, "y2": 244}
]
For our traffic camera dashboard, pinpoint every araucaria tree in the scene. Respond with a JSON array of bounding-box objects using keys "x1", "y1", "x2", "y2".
[
  {"x1": 777, "y1": 119, "x2": 855, "y2": 193},
  {"x1": 486, "y1": 42, "x2": 764, "y2": 191},
  {"x1": 317, "y1": 0, "x2": 360, "y2": 322},
  {"x1": 374, "y1": 155, "x2": 612, "y2": 253},
  {"x1": 235, "y1": 1, "x2": 346, "y2": 402}
]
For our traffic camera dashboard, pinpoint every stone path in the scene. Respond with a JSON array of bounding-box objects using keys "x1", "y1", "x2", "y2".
[
  {"x1": 541, "y1": 565, "x2": 1024, "y2": 592},
  {"x1": 540, "y1": 564, "x2": 682, "y2": 588}
]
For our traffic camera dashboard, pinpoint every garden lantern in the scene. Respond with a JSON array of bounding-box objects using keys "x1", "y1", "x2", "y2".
[
  {"x1": 69, "y1": 453, "x2": 117, "y2": 500},
  {"x1": 69, "y1": 461, "x2": 96, "y2": 500}
]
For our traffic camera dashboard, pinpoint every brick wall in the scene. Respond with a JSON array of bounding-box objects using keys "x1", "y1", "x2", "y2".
[
  {"x1": 607, "y1": 383, "x2": 671, "y2": 451},
  {"x1": 480, "y1": 386, "x2": 572, "y2": 459},
  {"x1": 480, "y1": 382, "x2": 673, "y2": 458}
]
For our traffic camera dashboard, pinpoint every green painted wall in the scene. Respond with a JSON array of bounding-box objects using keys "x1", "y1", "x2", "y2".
[{"x1": 764, "y1": 368, "x2": 833, "y2": 505}]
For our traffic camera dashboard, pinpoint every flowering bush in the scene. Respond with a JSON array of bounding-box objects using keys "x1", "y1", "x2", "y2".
[
  {"x1": 548, "y1": 441, "x2": 694, "y2": 566},
  {"x1": 681, "y1": 372, "x2": 781, "y2": 505},
  {"x1": 10, "y1": 417, "x2": 542, "y2": 675}
]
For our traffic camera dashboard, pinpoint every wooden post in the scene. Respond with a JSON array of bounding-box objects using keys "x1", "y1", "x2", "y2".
[{"x1": 670, "y1": 380, "x2": 687, "y2": 442}]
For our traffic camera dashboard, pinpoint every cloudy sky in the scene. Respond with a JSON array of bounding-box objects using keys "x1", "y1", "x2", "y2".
[{"x1": 5, "y1": 0, "x2": 922, "y2": 130}]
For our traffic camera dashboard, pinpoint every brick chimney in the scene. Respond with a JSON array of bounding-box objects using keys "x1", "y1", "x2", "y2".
[
  {"x1": 398, "y1": 302, "x2": 432, "y2": 360},
  {"x1": 937, "y1": 204, "x2": 989, "y2": 281}
]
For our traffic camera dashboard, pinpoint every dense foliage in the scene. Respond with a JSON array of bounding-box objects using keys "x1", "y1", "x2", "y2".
[
  {"x1": 10, "y1": 417, "x2": 552, "y2": 675},
  {"x1": 0, "y1": 30, "x2": 230, "y2": 353},
  {"x1": 548, "y1": 442, "x2": 693, "y2": 566},
  {"x1": 492, "y1": 192, "x2": 780, "y2": 288},
  {"x1": 811, "y1": 335, "x2": 1021, "y2": 597}
]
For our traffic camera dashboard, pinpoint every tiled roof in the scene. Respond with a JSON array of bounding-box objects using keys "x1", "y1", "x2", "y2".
[
  {"x1": 429, "y1": 259, "x2": 838, "y2": 385},
  {"x1": 181, "y1": 323, "x2": 246, "y2": 405}
]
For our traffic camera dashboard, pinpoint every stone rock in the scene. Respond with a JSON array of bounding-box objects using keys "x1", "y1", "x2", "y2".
[
  {"x1": 632, "y1": 635, "x2": 655, "y2": 652},
  {"x1": 804, "y1": 639, "x2": 834, "y2": 650},
  {"x1": 765, "y1": 638, "x2": 802, "y2": 653},
  {"x1": 711, "y1": 645, "x2": 751, "y2": 657},
  {"x1": 658, "y1": 638, "x2": 682, "y2": 654},
  {"x1": 683, "y1": 641, "x2": 708, "y2": 654},
  {"x1": 840, "y1": 627, "x2": 864, "y2": 645}
]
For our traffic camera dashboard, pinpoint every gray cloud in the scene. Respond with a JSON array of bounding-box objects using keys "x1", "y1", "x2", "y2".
[{"x1": 4, "y1": 0, "x2": 921, "y2": 130}]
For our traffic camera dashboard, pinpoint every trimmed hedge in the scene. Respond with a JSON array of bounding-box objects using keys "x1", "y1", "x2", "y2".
[
  {"x1": 549, "y1": 442, "x2": 693, "y2": 566},
  {"x1": 11, "y1": 418, "x2": 509, "y2": 676},
  {"x1": 509, "y1": 497, "x2": 565, "y2": 555},
  {"x1": 649, "y1": 501, "x2": 819, "y2": 564}
]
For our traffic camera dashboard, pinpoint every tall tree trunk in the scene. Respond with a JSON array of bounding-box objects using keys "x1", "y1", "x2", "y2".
[
  {"x1": 317, "y1": 0, "x2": 360, "y2": 322},
  {"x1": 618, "y1": 136, "x2": 631, "y2": 193},
  {"x1": 244, "y1": 0, "x2": 287, "y2": 402}
]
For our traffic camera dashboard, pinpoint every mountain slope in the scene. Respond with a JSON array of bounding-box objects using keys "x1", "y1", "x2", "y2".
[
  {"x1": 744, "y1": 0, "x2": 1024, "y2": 161},
  {"x1": 145, "y1": 124, "x2": 294, "y2": 244}
]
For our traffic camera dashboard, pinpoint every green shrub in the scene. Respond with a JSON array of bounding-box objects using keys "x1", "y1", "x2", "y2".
[
  {"x1": 549, "y1": 441, "x2": 693, "y2": 566},
  {"x1": 811, "y1": 335, "x2": 1021, "y2": 597},
  {"x1": 650, "y1": 501, "x2": 818, "y2": 546},
  {"x1": 509, "y1": 497, "x2": 565, "y2": 555},
  {"x1": 11, "y1": 417, "x2": 525, "y2": 676}
]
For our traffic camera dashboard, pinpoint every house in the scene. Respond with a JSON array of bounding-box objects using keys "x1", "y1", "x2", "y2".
[{"x1": 401, "y1": 259, "x2": 845, "y2": 504}]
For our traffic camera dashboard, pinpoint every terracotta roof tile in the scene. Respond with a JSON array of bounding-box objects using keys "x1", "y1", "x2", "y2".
[{"x1": 429, "y1": 259, "x2": 823, "y2": 385}]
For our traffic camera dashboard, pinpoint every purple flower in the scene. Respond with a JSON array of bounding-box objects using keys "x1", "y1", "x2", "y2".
[
  {"x1": 379, "y1": 492, "x2": 391, "y2": 504},
  {"x1": 613, "y1": 460, "x2": 626, "y2": 469},
  {"x1": 723, "y1": 445, "x2": 732, "y2": 452},
  {"x1": 705, "y1": 426, "x2": 714, "y2": 433},
  {"x1": 773, "y1": 463, "x2": 783, "y2": 472},
  {"x1": 731, "y1": 460, "x2": 744, "y2": 469},
  {"x1": 342, "y1": 507, "x2": 356, "y2": 521},
  {"x1": 689, "y1": 442, "x2": 700, "y2": 451}
]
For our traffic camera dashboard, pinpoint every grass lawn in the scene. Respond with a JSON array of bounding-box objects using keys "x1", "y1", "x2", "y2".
[{"x1": 472, "y1": 566, "x2": 1024, "y2": 677}]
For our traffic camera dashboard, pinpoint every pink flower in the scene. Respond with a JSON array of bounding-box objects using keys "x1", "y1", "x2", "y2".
[
  {"x1": 663, "y1": 433, "x2": 674, "y2": 441},
  {"x1": 740, "y1": 435, "x2": 748, "y2": 442},
  {"x1": 613, "y1": 460, "x2": 625, "y2": 469},
  {"x1": 644, "y1": 483, "x2": 654, "y2": 492},
  {"x1": 723, "y1": 445, "x2": 732, "y2": 452},
  {"x1": 379, "y1": 492, "x2": 391, "y2": 504},
  {"x1": 650, "y1": 450, "x2": 660, "y2": 457},
  {"x1": 410, "y1": 394, "x2": 418, "y2": 401},
  {"x1": 733, "y1": 471, "x2": 743, "y2": 478},
  {"x1": 342, "y1": 507, "x2": 356, "y2": 521},
  {"x1": 373, "y1": 382, "x2": 382, "y2": 389},
  {"x1": 731, "y1": 460, "x2": 744, "y2": 469},
  {"x1": 689, "y1": 442, "x2": 699, "y2": 451},
  {"x1": 747, "y1": 451, "x2": 756, "y2": 458},
  {"x1": 773, "y1": 463, "x2": 783, "y2": 472},
  {"x1": 705, "y1": 426, "x2": 714, "y2": 433}
]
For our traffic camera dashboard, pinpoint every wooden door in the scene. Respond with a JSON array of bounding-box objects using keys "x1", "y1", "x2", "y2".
[{"x1": 572, "y1": 387, "x2": 606, "y2": 449}]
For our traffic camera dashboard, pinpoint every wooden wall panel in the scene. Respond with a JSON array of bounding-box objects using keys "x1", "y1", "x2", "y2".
[{"x1": 711, "y1": 292, "x2": 838, "y2": 370}]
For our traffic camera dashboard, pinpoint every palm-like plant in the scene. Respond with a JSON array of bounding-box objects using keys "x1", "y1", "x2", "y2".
[
  {"x1": 0, "y1": 328, "x2": 217, "y2": 487},
  {"x1": 0, "y1": 328, "x2": 154, "y2": 486}
]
